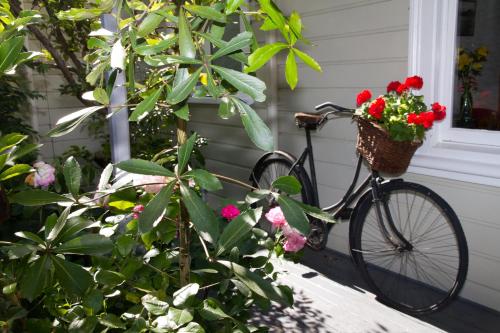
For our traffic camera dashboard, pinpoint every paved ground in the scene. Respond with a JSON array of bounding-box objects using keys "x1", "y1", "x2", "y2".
[{"x1": 253, "y1": 249, "x2": 500, "y2": 333}]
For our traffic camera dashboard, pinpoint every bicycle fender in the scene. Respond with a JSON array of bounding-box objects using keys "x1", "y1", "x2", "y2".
[
  {"x1": 348, "y1": 177, "x2": 403, "y2": 262},
  {"x1": 249, "y1": 150, "x2": 302, "y2": 183}
]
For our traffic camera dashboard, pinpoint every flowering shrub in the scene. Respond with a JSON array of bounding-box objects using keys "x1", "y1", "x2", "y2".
[{"x1": 355, "y1": 76, "x2": 447, "y2": 142}]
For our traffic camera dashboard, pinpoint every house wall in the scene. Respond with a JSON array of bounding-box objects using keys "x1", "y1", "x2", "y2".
[
  {"x1": 192, "y1": 0, "x2": 500, "y2": 313},
  {"x1": 276, "y1": 0, "x2": 500, "y2": 312}
]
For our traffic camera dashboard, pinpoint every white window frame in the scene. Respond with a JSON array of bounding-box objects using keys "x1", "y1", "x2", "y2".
[{"x1": 408, "y1": 0, "x2": 500, "y2": 187}]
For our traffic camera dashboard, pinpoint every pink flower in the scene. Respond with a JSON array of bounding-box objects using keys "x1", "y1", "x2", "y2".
[
  {"x1": 221, "y1": 204, "x2": 240, "y2": 221},
  {"x1": 133, "y1": 175, "x2": 169, "y2": 194},
  {"x1": 283, "y1": 230, "x2": 307, "y2": 252},
  {"x1": 25, "y1": 162, "x2": 55, "y2": 188},
  {"x1": 133, "y1": 204, "x2": 145, "y2": 219},
  {"x1": 265, "y1": 206, "x2": 287, "y2": 228}
]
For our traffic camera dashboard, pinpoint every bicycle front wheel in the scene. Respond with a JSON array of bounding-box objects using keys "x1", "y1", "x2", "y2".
[
  {"x1": 351, "y1": 181, "x2": 468, "y2": 315},
  {"x1": 252, "y1": 155, "x2": 328, "y2": 250}
]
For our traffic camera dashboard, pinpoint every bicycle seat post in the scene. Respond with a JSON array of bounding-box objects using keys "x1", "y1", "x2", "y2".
[{"x1": 304, "y1": 128, "x2": 320, "y2": 207}]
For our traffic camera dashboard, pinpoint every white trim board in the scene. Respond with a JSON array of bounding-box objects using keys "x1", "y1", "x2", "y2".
[{"x1": 407, "y1": 0, "x2": 500, "y2": 187}]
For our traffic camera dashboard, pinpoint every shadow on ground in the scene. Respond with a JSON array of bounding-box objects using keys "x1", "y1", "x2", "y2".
[
  {"x1": 301, "y1": 248, "x2": 500, "y2": 333},
  {"x1": 252, "y1": 289, "x2": 332, "y2": 333}
]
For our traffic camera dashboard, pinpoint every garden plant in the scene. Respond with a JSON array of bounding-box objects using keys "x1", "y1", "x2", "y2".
[{"x1": 0, "y1": 0, "x2": 334, "y2": 332}]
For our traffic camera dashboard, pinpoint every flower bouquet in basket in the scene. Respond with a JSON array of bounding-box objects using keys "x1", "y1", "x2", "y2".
[{"x1": 354, "y1": 76, "x2": 447, "y2": 174}]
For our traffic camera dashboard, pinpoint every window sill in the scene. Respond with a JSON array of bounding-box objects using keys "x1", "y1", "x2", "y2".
[{"x1": 408, "y1": 141, "x2": 500, "y2": 187}]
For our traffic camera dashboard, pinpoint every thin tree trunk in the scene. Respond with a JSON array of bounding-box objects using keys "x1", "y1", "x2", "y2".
[{"x1": 177, "y1": 118, "x2": 191, "y2": 286}]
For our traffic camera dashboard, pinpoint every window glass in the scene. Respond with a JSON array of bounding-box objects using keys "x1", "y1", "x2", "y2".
[{"x1": 453, "y1": 0, "x2": 500, "y2": 130}]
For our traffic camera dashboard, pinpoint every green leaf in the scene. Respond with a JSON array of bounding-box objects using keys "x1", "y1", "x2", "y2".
[
  {"x1": 10, "y1": 190, "x2": 74, "y2": 206},
  {"x1": 232, "y1": 98, "x2": 274, "y2": 151},
  {"x1": 277, "y1": 195, "x2": 310, "y2": 235},
  {"x1": 139, "y1": 182, "x2": 175, "y2": 234},
  {"x1": 135, "y1": 37, "x2": 178, "y2": 56},
  {"x1": 211, "y1": 31, "x2": 252, "y2": 61},
  {"x1": 288, "y1": 11, "x2": 302, "y2": 44},
  {"x1": 57, "y1": 216, "x2": 95, "y2": 243},
  {"x1": 137, "y1": 11, "x2": 165, "y2": 37},
  {"x1": 8, "y1": 143, "x2": 42, "y2": 162},
  {"x1": 167, "y1": 67, "x2": 203, "y2": 105},
  {"x1": 93, "y1": 88, "x2": 109, "y2": 105},
  {"x1": 226, "y1": 0, "x2": 244, "y2": 14},
  {"x1": 178, "y1": 8, "x2": 196, "y2": 59},
  {"x1": 285, "y1": 50, "x2": 298, "y2": 90},
  {"x1": 55, "y1": 234, "x2": 113, "y2": 255},
  {"x1": 257, "y1": 0, "x2": 287, "y2": 36},
  {"x1": 116, "y1": 235, "x2": 135, "y2": 257},
  {"x1": 63, "y1": 156, "x2": 81, "y2": 198},
  {"x1": 57, "y1": 8, "x2": 103, "y2": 21},
  {"x1": 98, "y1": 313, "x2": 126, "y2": 329},
  {"x1": 0, "y1": 164, "x2": 32, "y2": 181},
  {"x1": 296, "y1": 201, "x2": 336, "y2": 224},
  {"x1": 2, "y1": 282, "x2": 16, "y2": 295},
  {"x1": 184, "y1": 169, "x2": 222, "y2": 192},
  {"x1": 129, "y1": 87, "x2": 163, "y2": 122},
  {"x1": 0, "y1": 37, "x2": 24, "y2": 74},
  {"x1": 142, "y1": 294, "x2": 169, "y2": 315},
  {"x1": 293, "y1": 48, "x2": 322, "y2": 72},
  {"x1": 185, "y1": 5, "x2": 226, "y2": 23},
  {"x1": 14, "y1": 231, "x2": 44, "y2": 244},
  {"x1": 116, "y1": 159, "x2": 174, "y2": 177},
  {"x1": 168, "y1": 307, "x2": 194, "y2": 327},
  {"x1": 246, "y1": 43, "x2": 287, "y2": 73},
  {"x1": 180, "y1": 183, "x2": 219, "y2": 244},
  {"x1": 178, "y1": 322, "x2": 205, "y2": 333},
  {"x1": 218, "y1": 260, "x2": 290, "y2": 306},
  {"x1": 52, "y1": 255, "x2": 93, "y2": 296},
  {"x1": 94, "y1": 269, "x2": 126, "y2": 287},
  {"x1": 68, "y1": 316, "x2": 98, "y2": 333},
  {"x1": 20, "y1": 255, "x2": 52, "y2": 301},
  {"x1": 245, "y1": 189, "x2": 271, "y2": 205},
  {"x1": 173, "y1": 283, "x2": 199, "y2": 307},
  {"x1": 216, "y1": 208, "x2": 262, "y2": 256},
  {"x1": 83, "y1": 290, "x2": 104, "y2": 313},
  {"x1": 0, "y1": 133, "x2": 27, "y2": 153},
  {"x1": 198, "y1": 298, "x2": 230, "y2": 321},
  {"x1": 0, "y1": 154, "x2": 7, "y2": 171},
  {"x1": 177, "y1": 133, "x2": 197, "y2": 174},
  {"x1": 3, "y1": 244, "x2": 38, "y2": 259},
  {"x1": 145, "y1": 54, "x2": 202, "y2": 66},
  {"x1": 217, "y1": 97, "x2": 236, "y2": 119},
  {"x1": 47, "y1": 106, "x2": 105, "y2": 138},
  {"x1": 46, "y1": 206, "x2": 71, "y2": 242},
  {"x1": 197, "y1": 32, "x2": 248, "y2": 64},
  {"x1": 271, "y1": 176, "x2": 302, "y2": 195},
  {"x1": 174, "y1": 103, "x2": 190, "y2": 121},
  {"x1": 212, "y1": 65, "x2": 266, "y2": 102}
]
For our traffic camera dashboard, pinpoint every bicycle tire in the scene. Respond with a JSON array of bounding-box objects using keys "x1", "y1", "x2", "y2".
[
  {"x1": 252, "y1": 155, "x2": 328, "y2": 250},
  {"x1": 351, "y1": 181, "x2": 468, "y2": 315}
]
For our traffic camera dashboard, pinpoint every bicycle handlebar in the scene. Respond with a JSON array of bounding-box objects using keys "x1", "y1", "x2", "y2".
[{"x1": 315, "y1": 102, "x2": 354, "y2": 114}]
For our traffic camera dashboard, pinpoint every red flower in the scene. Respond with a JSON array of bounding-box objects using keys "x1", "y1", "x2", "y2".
[
  {"x1": 421, "y1": 111, "x2": 435, "y2": 128},
  {"x1": 404, "y1": 75, "x2": 424, "y2": 90},
  {"x1": 356, "y1": 89, "x2": 372, "y2": 106},
  {"x1": 221, "y1": 204, "x2": 240, "y2": 221},
  {"x1": 386, "y1": 81, "x2": 401, "y2": 93},
  {"x1": 396, "y1": 83, "x2": 408, "y2": 95},
  {"x1": 431, "y1": 102, "x2": 447, "y2": 121},
  {"x1": 407, "y1": 113, "x2": 418, "y2": 124},
  {"x1": 368, "y1": 98, "x2": 385, "y2": 119}
]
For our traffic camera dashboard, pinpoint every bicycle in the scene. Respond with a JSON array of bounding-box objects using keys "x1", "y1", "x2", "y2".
[{"x1": 250, "y1": 102, "x2": 469, "y2": 315}]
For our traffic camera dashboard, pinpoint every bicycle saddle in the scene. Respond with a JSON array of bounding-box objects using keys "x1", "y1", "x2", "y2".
[{"x1": 294, "y1": 111, "x2": 328, "y2": 130}]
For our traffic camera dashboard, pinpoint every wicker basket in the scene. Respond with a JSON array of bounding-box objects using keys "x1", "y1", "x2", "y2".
[{"x1": 355, "y1": 116, "x2": 422, "y2": 174}]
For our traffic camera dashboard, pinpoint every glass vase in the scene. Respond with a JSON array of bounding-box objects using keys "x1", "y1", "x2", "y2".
[{"x1": 459, "y1": 87, "x2": 474, "y2": 128}]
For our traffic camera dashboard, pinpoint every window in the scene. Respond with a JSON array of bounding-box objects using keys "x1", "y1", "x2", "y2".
[{"x1": 408, "y1": 0, "x2": 500, "y2": 186}]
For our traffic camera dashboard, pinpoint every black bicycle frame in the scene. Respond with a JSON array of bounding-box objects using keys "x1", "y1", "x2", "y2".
[{"x1": 291, "y1": 127, "x2": 413, "y2": 249}]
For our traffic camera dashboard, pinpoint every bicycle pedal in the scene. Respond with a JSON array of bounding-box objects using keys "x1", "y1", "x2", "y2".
[{"x1": 334, "y1": 208, "x2": 353, "y2": 220}]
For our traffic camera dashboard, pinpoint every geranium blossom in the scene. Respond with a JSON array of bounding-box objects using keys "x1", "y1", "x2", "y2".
[
  {"x1": 356, "y1": 89, "x2": 372, "y2": 106},
  {"x1": 25, "y1": 161, "x2": 55, "y2": 188},
  {"x1": 221, "y1": 204, "x2": 240, "y2": 221},
  {"x1": 368, "y1": 98, "x2": 385, "y2": 119},
  {"x1": 265, "y1": 206, "x2": 287, "y2": 228},
  {"x1": 404, "y1": 75, "x2": 423, "y2": 90},
  {"x1": 396, "y1": 83, "x2": 408, "y2": 95},
  {"x1": 386, "y1": 81, "x2": 401, "y2": 93},
  {"x1": 283, "y1": 229, "x2": 307, "y2": 252},
  {"x1": 431, "y1": 102, "x2": 447, "y2": 121}
]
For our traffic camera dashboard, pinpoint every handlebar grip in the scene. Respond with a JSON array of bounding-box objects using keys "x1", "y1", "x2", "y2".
[{"x1": 315, "y1": 102, "x2": 354, "y2": 113}]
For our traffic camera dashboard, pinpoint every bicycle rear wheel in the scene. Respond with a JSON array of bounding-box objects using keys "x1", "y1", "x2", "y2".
[
  {"x1": 252, "y1": 155, "x2": 328, "y2": 250},
  {"x1": 351, "y1": 181, "x2": 468, "y2": 315}
]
